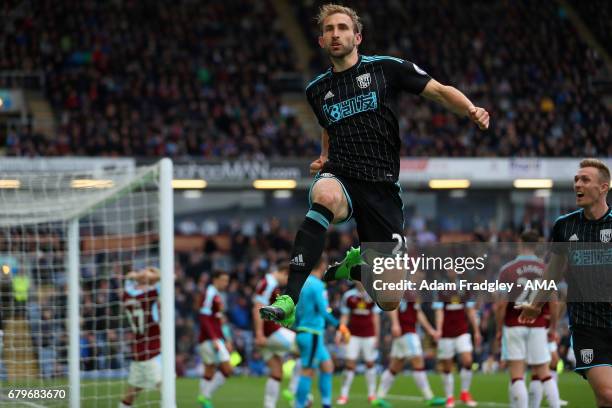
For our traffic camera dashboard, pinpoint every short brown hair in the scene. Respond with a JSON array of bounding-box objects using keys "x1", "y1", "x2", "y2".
[
  {"x1": 317, "y1": 4, "x2": 362, "y2": 33},
  {"x1": 520, "y1": 229, "x2": 540, "y2": 243},
  {"x1": 580, "y1": 158, "x2": 611, "y2": 184}
]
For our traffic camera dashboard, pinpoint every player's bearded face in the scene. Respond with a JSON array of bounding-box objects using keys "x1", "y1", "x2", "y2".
[{"x1": 319, "y1": 14, "x2": 362, "y2": 59}]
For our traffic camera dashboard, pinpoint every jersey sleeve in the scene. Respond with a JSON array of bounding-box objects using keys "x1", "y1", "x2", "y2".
[
  {"x1": 550, "y1": 217, "x2": 567, "y2": 254},
  {"x1": 315, "y1": 283, "x2": 329, "y2": 315},
  {"x1": 124, "y1": 279, "x2": 138, "y2": 296},
  {"x1": 306, "y1": 89, "x2": 327, "y2": 128},
  {"x1": 340, "y1": 291, "x2": 351, "y2": 315},
  {"x1": 200, "y1": 286, "x2": 214, "y2": 315},
  {"x1": 372, "y1": 304, "x2": 382, "y2": 314},
  {"x1": 383, "y1": 58, "x2": 432, "y2": 95},
  {"x1": 498, "y1": 265, "x2": 509, "y2": 283},
  {"x1": 432, "y1": 301, "x2": 444, "y2": 310},
  {"x1": 253, "y1": 278, "x2": 273, "y2": 305}
]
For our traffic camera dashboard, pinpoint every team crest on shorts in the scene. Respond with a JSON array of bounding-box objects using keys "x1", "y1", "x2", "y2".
[
  {"x1": 600, "y1": 229, "x2": 612, "y2": 243},
  {"x1": 356, "y1": 73, "x2": 371, "y2": 89},
  {"x1": 580, "y1": 348, "x2": 594, "y2": 365}
]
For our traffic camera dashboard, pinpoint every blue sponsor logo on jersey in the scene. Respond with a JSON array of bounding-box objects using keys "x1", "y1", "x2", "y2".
[
  {"x1": 323, "y1": 91, "x2": 378, "y2": 124},
  {"x1": 569, "y1": 248, "x2": 612, "y2": 266}
]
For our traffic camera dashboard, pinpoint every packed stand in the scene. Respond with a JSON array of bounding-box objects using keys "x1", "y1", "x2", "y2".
[
  {"x1": 295, "y1": 0, "x2": 610, "y2": 157},
  {"x1": 568, "y1": 0, "x2": 612, "y2": 56},
  {"x1": 1, "y1": 0, "x2": 318, "y2": 158}
]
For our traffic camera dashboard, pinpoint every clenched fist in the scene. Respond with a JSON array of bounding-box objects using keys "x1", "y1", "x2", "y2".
[
  {"x1": 469, "y1": 106, "x2": 490, "y2": 130},
  {"x1": 310, "y1": 155, "x2": 327, "y2": 176}
]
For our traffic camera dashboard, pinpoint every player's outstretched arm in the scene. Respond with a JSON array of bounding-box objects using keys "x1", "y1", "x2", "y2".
[
  {"x1": 516, "y1": 252, "x2": 567, "y2": 323},
  {"x1": 421, "y1": 79, "x2": 489, "y2": 130}
]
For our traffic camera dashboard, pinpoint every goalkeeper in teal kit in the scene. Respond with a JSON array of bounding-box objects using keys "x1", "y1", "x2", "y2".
[{"x1": 294, "y1": 257, "x2": 350, "y2": 408}]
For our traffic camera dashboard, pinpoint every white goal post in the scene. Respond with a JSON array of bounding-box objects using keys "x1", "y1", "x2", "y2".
[{"x1": 0, "y1": 158, "x2": 175, "y2": 407}]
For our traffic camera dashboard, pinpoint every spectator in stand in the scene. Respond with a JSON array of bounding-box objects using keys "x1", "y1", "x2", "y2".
[
  {"x1": 296, "y1": 0, "x2": 609, "y2": 157},
  {"x1": 1, "y1": 1, "x2": 318, "y2": 158}
]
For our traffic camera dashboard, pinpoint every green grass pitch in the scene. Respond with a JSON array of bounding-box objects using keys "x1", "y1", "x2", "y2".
[
  {"x1": 1, "y1": 372, "x2": 595, "y2": 406},
  {"x1": 75, "y1": 371, "x2": 595, "y2": 407}
]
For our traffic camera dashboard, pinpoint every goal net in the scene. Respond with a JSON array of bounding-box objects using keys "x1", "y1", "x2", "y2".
[{"x1": 0, "y1": 158, "x2": 174, "y2": 407}]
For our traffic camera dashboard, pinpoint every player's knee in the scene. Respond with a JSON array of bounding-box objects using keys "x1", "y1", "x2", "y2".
[
  {"x1": 411, "y1": 360, "x2": 424, "y2": 371},
  {"x1": 595, "y1": 385, "x2": 612, "y2": 406},
  {"x1": 302, "y1": 367, "x2": 315, "y2": 377},
  {"x1": 312, "y1": 191, "x2": 342, "y2": 213},
  {"x1": 376, "y1": 300, "x2": 399, "y2": 311},
  {"x1": 321, "y1": 360, "x2": 334, "y2": 373},
  {"x1": 220, "y1": 366, "x2": 232, "y2": 378}
]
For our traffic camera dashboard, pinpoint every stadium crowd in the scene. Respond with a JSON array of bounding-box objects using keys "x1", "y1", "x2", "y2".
[
  {"x1": 1, "y1": 1, "x2": 609, "y2": 158},
  {"x1": 2, "y1": 0, "x2": 318, "y2": 158},
  {"x1": 569, "y1": 0, "x2": 612, "y2": 56},
  {"x1": 297, "y1": 0, "x2": 610, "y2": 157}
]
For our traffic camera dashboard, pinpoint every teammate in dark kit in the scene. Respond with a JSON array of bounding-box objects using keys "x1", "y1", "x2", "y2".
[
  {"x1": 518, "y1": 159, "x2": 612, "y2": 407},
  {"x1": 261, "y1": 3, "x2": 490, "y2": 326}
]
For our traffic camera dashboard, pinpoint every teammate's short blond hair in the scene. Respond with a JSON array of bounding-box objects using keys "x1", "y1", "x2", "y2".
[
  {"x1": 317, "y1": 3, "x2": 362, "y2": 33},
  {"x1": 580, "y1": 158, "x2": 611, "y2": 184}
]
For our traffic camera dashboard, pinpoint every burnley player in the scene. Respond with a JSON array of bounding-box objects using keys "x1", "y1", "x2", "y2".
[
  {"x1": 197, "y1": 271, "x2": 232, "y2": 408},
  {"x1": 119, "y1": 267, "x2": 161, "y2": 408},
  {"x1": 252, "y1": 263, "x2": 297, "y2": 408},
  {"x1": 260, "y1": 3, "x2": 490, "y2": 326},
  {"x1": 495, "y1": 230, "x2": 560, "y2": 408},
  {"x1": 337, "y1": 282, "x2": 380, "y2": 405},
  {"x1": 433, "y1": 295, "x2": 481, "y2": 408},
  {"x1": 518, "y1": 159, "x2": 612, "y2": 407},
  {"x1": 373, "y1": 297, "x2": 445, "y2": 408}
]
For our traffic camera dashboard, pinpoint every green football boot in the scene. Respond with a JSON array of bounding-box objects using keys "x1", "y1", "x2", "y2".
[
  {"x1": 259, "y1": 294, "x2": 296, "y2": 327},
  {"x1": 323, "y1": 246, "x2": 366, "y2": 282},
  {"x1": 197, "y1": 395, "x2": 213, "y2": 408},
  {"x1": 426, "y1": 396, "x2": 447, "y2": 406},
  {"x1": 371, "y1": 398, "x2": 393, "y2": 408},
  {"x1": 281, "y1": 388, "x2": 295, "y2": 403}
]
